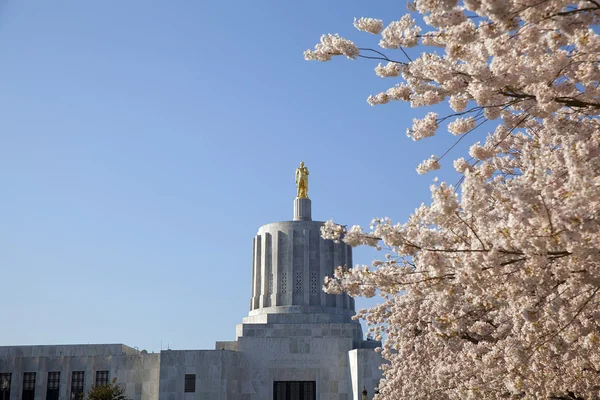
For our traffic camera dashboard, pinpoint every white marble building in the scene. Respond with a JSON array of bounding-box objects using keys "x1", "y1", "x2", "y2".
[{"x1": 1, "y1": 196, "x2": 383, "y2": 400}]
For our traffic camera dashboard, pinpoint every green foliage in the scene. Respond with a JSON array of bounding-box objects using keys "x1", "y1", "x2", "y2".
[{"x1": 86, "y1": 379, "x2": 129, "y2": 400}]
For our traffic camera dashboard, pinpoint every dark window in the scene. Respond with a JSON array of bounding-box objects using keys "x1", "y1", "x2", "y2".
[
  {"x1": 22, "y1": 373, "x2": 36, "y2": 400},
  {"x1": 184, "y1": 374, "x2": 195, "y2": 393},
  {"x1": 273, "y1": 381, "x2": 315, "y2": 400},
  {"x1": 46, "y1": 372, "x2": 60, "y2": 400},
  {"x1": 95, "y1": 371, "x2": 109, "y2": 387},
  {"x1": 70, "y1": 372, "x2": 84, "y2": 400},
  {"x1": 0, "y1": 374, "x2": 11, "y2": 400}
]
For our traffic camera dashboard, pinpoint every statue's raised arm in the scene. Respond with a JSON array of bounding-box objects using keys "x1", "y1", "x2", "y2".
[{"x1": 295, "y1": 162, "x2": 309, "y2": 199}]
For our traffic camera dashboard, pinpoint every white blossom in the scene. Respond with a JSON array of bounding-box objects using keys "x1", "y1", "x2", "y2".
[
  {"x1": 366, "y1": 92, "x2": 390, "y2": 106},
  {"x1": 380, "y1": 15, "x2": 421, "y2": 48},
  {"x1": 407, "y1": 112, "x2": 438, "y2": 141},
  {"x1": 453, "y1": 157, "x2": 472, "y2": 173},
  {"x1": 448, "y1": 116, "x2": 475, "y2": 135},
  {"x1": 375, "y1": 62, "x2": 404, "y2": 78},
  {"x1": 303, "y1": 34, "x2": 359, "y2": 61},
  {"x1": 416, "y1": 155, "x2": 440, "y2": 174},
  {"x1": 449, "y1": 94, "x2": 469, "y2": 111},
  {"x1": 386, "y1": 84, "x2": 412, "y2": 101},
  {"x1": 353, "y1": 17, "x2": 383, "y2": 35}
]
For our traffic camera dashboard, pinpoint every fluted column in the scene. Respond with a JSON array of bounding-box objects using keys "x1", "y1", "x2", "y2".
[{"x1": 294, "y1": 198, "x2": 311, "y2": 221}]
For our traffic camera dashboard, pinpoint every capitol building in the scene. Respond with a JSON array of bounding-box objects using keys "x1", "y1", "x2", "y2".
[{"x1": 0, "y1": 165, "x2": 383, "y2": 399}]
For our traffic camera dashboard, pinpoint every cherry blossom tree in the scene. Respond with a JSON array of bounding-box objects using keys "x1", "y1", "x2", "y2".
[{"x1": 305, "y1": 1, "x2": 600, "y2": 398}]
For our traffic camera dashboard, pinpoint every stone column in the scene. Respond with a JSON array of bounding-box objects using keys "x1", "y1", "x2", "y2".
[
  {"x1": 293, "y1": 198, "x2": 311, "y2": 221},
  {"x1": 272, "y1": 230, "x2": 280, "y2": 306},
  {"x1": 251, "y1": 236, "x2": 261, "y2": 310},
  {"x1": 303, "y1": 228, "x2": 310, "y2": 305},
  {"x1": 251, "y1": 237, "x2": 258, "y2": 310}
]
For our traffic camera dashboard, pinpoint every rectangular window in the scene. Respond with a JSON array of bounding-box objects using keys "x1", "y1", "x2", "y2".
[
  {"x1": 184, "y1": 374, "x2": 195, "y2": 393},
  {"x1": 273, "y1": 381, "x2": 315, "y2": 400},
  {"x1": 70, "y1": 372, "x2": 84, "y2": 400},
  {"x1": 22, "y1": 373, "x2": 36, "y2": 400},
  {"x1": 0, "y1": 373, "x2": 11, "y2": 400},
  {"x1": 95, "y1": 371, "x2": 109, "y2": 387},
  {"x1": 46, "y1": 372, "x2": 60, "y2": 400}
]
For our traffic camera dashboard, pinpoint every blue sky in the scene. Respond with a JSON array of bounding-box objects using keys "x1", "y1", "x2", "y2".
[{"x1": 0, "y1": 1, "x2": 469, "y2": 351}]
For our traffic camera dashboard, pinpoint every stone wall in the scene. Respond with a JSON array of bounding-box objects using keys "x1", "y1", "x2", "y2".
[
  {"x1": 228, "y1": 320, "x2": 375, "y2": 400},
  {"x1": 348, "y1": 349, "x2": 384, "y2": 400},
  {"x1": 0, "y1": 345, "x2": 159, "y2": 400},
  {"x1": 158, "y1": 350, "x2": 247, "y2": 400}
]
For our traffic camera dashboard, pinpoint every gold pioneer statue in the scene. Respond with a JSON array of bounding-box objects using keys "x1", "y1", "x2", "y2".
[{"x1": 295, "y1": 162, "x2": 309, "y2": 198}]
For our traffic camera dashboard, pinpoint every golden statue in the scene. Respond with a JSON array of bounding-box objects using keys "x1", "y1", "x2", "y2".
[{"x1": 295, "y1": 162, "x2": 309, "y2": 198}]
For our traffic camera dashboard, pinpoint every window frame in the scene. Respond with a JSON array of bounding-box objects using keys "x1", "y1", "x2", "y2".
[
  {"x1": 70, "y1": 371, "x2": 85, "y2": 400},
  {"x1": 184, "y1": 374, "x2": 196, "y2": 393},
  {"x1": 22, "y1": 373, "x2": 36, "y2": 391},
  {"x1": 46, "y1": 372, "x2": 60, "y2": 400},
  {"x1": 0, "y1": 373, "x2": 11, "y2": 400},
  {"x1": 273, "y1": 381, "x2": 316, "y2": 400},
  {"x1": 95, "y1": 371, "x2": 109, "y2": 387},
  {"x1": 22, "y1": 372, "x2": 36, "y2": 400}
]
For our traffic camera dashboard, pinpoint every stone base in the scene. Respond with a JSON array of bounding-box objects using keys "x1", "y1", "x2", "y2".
[{"x1": 293, "y1": 197, "x2": 312, "y2": 221}]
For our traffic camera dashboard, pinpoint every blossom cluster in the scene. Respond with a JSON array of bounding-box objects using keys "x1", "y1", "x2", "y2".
[
  {"x1": 447, "y1": 116, "x2": 475, "y2": 135},
  {"x1": 375, "y1": 62, "x2": 404, "y2": 78},
  {"x1": 353, "y1": 17, "x2": 383, "y2": 35},
  {"x1": 415, "y1": 155, "x2": 440, "y2": 174},
  {"x1": 303, "y1": 34, "x2": 359, "y2": 61},
  {"x1": 407, "y1": 112, "x2": 438, "y2": 141}
]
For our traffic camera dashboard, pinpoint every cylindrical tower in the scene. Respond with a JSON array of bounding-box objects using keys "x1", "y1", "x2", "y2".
[{"x1": 247, "y1": 196, "x2": 356, "y2": 323}]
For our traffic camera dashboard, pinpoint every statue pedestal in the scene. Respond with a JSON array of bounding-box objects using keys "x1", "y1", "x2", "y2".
[{"x1": 293, "y1": 197, "x2": 312, "y2": 221}]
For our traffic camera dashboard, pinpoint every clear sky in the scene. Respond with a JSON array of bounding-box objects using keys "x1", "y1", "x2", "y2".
[{"x1": 0, "y1": 1, "x2": 467, "y2": 351}]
